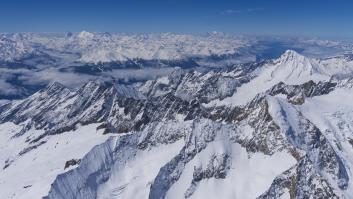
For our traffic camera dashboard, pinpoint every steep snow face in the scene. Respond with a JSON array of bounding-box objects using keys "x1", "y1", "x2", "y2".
[
  {"x1": 44, "y1": 119, "x2": 193, "y2": 199},
  {"x1": 166, "y1": 142, "x2": 295, "y2": 199},
  {"x1": 0, "y1": 123, "x2": 111, "y2": 199},
  {"x1": 96, "y1": 140, "x2": 184, "y2": 199},
  {"x1": 266, "y1": 95, "x2": 351, "y2": 198},
  {"x1": 298, "y1": 85, "x2": 353, "y2": 198}
]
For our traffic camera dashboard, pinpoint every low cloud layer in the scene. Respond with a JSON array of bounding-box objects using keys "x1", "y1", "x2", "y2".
[{"x1": 0, "y1": 66, "x2": 177, "y2": 99}]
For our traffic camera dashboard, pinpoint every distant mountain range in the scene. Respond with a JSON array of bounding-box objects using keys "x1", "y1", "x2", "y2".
[{"x1": 1, "y1": 32, "x2": 351, "y2": 65}]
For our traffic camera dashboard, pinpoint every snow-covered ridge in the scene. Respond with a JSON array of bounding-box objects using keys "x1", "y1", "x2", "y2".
[{"x1": 0, "y1": 80, "x2": 147, "y2": 138}]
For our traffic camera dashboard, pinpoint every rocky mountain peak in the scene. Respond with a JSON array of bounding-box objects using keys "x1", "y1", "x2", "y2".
[
  {"x1": 45, "y1": 82, "x2": 67, "y2": 93},
  {"x1": 77, "y1": 80, "x2": 145, "y2": 100}
]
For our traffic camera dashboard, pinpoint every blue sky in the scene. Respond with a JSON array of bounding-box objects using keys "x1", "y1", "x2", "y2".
[{"x1": 1, "y1": 0, "x2": 353, "y2": 38}]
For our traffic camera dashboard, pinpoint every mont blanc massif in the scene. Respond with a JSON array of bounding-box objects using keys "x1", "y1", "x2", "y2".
[{"x1": 2, "y1": 32, "x2": 353, "y2": 199}]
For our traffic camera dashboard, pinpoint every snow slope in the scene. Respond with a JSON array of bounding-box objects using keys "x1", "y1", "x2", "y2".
[
  {"x1": 166, "y1": 142, "x2": 295, "y2": 199},
  {"x1": 0, "y1": 123, "x2": 110, "y2": 199}
]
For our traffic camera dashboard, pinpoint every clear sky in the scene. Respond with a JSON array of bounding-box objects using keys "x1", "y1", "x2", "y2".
[{"x1": 1, "y1": 0, "x2": 352, "y2": 38}]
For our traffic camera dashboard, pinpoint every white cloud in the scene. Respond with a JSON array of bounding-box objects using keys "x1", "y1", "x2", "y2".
[{"x1": 222, "y1": 8, "x2": 264, "y2": 15}]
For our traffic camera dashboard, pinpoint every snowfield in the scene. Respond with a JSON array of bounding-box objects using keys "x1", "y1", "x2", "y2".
[{"x1": 0, "y1": 123, "x2": 111, "y2": 199}]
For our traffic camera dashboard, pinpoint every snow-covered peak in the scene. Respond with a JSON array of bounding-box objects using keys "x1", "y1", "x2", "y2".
[
  {"x1": 208, "y1": 50, "x2": 330, "y2": 107},
  {"x1": 77, "y1": 31, "x2": 94, "y2": 39},
  {"x1": 279, "y1": 49, "x2": 302, "y2": 59},
  {"x1": 271, "y1": 50, "x2": 324, "y2": 83},
  {"x1": 276, "y1": 50, "x2": 312, "y2": 66},
  {"x1": 275, "y1": 50, "x2": 353, "y2": 80}
]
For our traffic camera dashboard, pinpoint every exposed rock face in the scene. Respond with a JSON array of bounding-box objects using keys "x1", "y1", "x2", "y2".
[
  {"x1": 64, "y1": 159, "x2": 81, "y2": 170},
  {"x1": 0, "y1": 80, "x2": 207, "y2": 143},
  {"x1": 259, "y1": 157, "x2": 339, "y2": 199},
  {"x1": 267, "y1": 80, "x2": 337, "y2": 105},
  {"x1": 138, "y1": 63, "x2": 259, "y2": 104}
]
